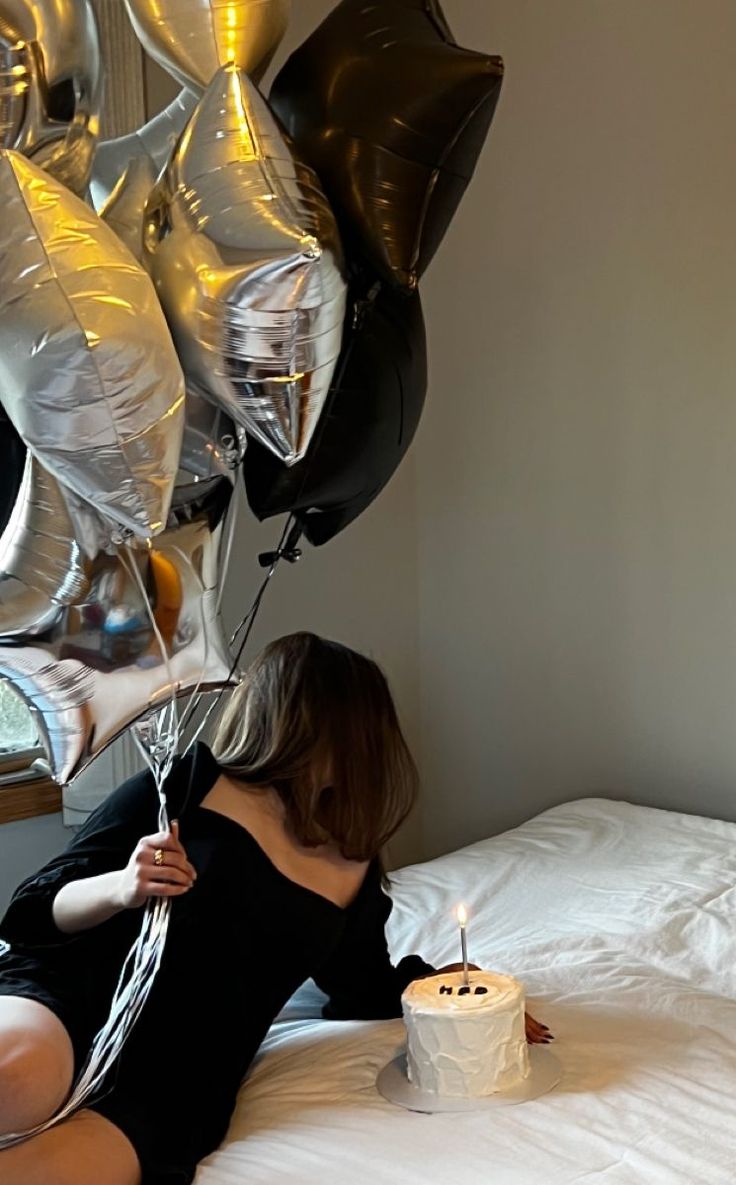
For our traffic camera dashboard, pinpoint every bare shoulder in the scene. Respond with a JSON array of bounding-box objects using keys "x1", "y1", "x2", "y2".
[{"x1": 200, "y1": 774, "x2": 369, "y2": 908}]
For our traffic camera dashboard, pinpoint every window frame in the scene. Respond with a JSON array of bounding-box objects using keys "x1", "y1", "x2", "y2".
[{"x1": 0, "y1": 747, "x2": 61, "y2": 824}]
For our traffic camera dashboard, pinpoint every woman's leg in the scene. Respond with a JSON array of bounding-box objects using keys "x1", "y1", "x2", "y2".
[
  {"x1": 0, "y1": 1109, "x2": 141, "y2": 1185},
  {"x1": 0, "y1": 997, "x2": 74, "y2": 1134}
]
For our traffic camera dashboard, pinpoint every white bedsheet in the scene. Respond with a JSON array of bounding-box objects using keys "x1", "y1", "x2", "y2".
[{"x1": 195, "y1": 798, "x2": 736, "y2": 1185}]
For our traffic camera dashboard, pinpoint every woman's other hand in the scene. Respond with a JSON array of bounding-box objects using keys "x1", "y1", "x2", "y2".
[
  {"x1": 432, "y1": 965, "x2": 553, "y2": 1043},
  {"x1": 434, "y1": 962, "x2": 481, "y2": 975},
  {"x1": 525, "y1": 1013, "x2": 553, "y2": 1044},
  {"x1": 116, "y1": 820, "x2": 197, "y2": 909}
]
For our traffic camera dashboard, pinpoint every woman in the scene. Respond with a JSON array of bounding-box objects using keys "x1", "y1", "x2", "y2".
[{"x1": 0, "y1": 633, "x2": 551, "y2": 1185}]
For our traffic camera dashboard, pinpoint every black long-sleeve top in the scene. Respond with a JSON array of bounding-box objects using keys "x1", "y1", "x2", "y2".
[{"x1": 0, "y1": 742, "x2": 434, "y2": 1184}]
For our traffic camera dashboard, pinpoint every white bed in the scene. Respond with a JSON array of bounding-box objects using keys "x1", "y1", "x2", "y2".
[{"x1": 195, "y1": 798, "x2": 736, "y2": 1185}]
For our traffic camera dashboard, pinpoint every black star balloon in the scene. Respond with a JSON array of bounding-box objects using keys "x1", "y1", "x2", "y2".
[
  {"x1": 270, "y1": 0, "x2": 504, "y2": 291},
  {"x1": 0, "y1": 410, "x2": 24, "y2": 538},
  {"x1": 243, "y1": 282, "x2": 427, "y2": 546}
]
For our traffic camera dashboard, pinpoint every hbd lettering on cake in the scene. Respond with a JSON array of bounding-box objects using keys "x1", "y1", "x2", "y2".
[{"x1": 400, "y1": 904, "x2": 553, "y2": 1100}]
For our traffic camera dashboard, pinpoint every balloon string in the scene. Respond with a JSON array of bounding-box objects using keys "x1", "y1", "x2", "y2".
[
  {"x1": 175, "y1": 480, "x2": 240, "y2": 738},
  {"x1": 179, "y1": 512, "x2": 296, "y2": 759},
  {"x1": 118, "y1": 540, "x2": 183, "y2": 823},
  {"x1": 215, "y1": 482, "x2": 240, "y2": 616},
  {"x1": 163, "y1": 539, "x2": 213, "y2": 766},
  {"x1": 0, "y1": 541, "x2": 187, "y2": 1149},
  {"x1": 0, "y1": 895, "x2": 171, "y2": 1148},
  {"x1": 0, "y1": 512, "x2": 294, "y2": 1149}
]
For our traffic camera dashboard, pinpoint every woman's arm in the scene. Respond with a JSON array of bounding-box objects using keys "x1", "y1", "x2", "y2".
[
  {"x1": 52, "y1": 870, "x2": 127, "y2": 934},
  {"x1": 0, "y1": 754, "x2": 200, "y2": 947},
  {"x1": 52, "y1": 821, "x2": 196, "y2": 934},
  {"x1": 312, "y1": 862, "x2": 436, "y2": 1020}
]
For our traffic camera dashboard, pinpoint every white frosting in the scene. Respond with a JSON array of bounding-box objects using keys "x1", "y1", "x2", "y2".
[{"x1": 401, "y1": 970, "x2": 530, "y2": 1097}]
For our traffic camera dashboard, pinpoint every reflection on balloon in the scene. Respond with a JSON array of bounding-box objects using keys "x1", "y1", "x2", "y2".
[
  {"x1": 0, "y1": 0, "x2": 102, "y2": 195},
  {"x1": 244, "y1": 283, "x2": 427, "y2": 545},
  {"x1": 0, "y1": 454, "x2": 88, "y2": 638},
  {"x1": 0, "y1": 150, "x2": 185, "y2": 547},
  {"x1": 144, "y1": 63, "x2": 346, "y2": 466},
  {"x1": 96, "y1": 154, "x2": 159, "y2": 261},
  {"x1": 90, "y1": 89, "x2": 197, "y2": 209},
  {"x1": 180, "y1": 389, "x2": 241, "y2": 482},
  {"x1": 271, "y1": 0, "x2": 503, "y2": 290},
  {"x1": 90, "y1": 89, "x2": 198, "y2": 259},
  {"x1": 123, "y1": 0, "x2": 290, "y2": 92},
  {"x1": 0, "y1": 472, "x2": 235, "y2": 783}
]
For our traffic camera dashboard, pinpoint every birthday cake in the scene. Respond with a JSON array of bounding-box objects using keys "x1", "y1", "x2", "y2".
[{"x1": 401, "y1": 970, "x2": 530, "y2": 1097}]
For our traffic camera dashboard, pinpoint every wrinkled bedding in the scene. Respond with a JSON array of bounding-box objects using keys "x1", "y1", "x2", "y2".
[{"x1": 196, "y1": 798, "x2": 736, "y2": 1185}]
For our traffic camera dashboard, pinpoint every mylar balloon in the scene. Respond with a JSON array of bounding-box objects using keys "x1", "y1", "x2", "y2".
[
  {"x1": 180, "y1": 390, "x2": 240, "y2": 482},
  {"x1": 90, "y1": 89, "x2": 198, "y2": 259},
  {"x1": 0, "y1": 150, "x2": 185, "y2": 546},
  {"x1": 0, "y1": 454, "x2": 88, "y2": 638},
  {"x1": 0, "y1": 0, "x2": 102, "y2": 195},
  {"x1": 243, "y1": 282, "x2": 427, "y2": 545},
  {"x1": 270, "y1": 0, "x2": 504, "y2": 291},
  {"x1": 0, "y1": 467, "x2": 235, "y2": 783},
  {"x1": 144, "y1": 63, "x2": 346, "y2": 466},
  {"x1": 90, "y1": 89, "x2": 197, "y2": 209},
  {"x1": 123, "y1": 0, "x2": 290, "y2": 92},
  {"x1": 96, "y1": 154, "x2": 160, "y2": 262}
]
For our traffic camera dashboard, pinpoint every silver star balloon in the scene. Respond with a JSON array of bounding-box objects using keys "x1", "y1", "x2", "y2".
[
  {"x1": 90, "y1": 89, "x2": 197, "y2": 209},
  {"x1": 0, "y1": 458, "x2": 236, "y2": 784},
  {"x1": 90, "y1": 89, "x2": 199, "y2": 260},
  {"x1": 180, "y1": 389, "x2": 242, "y2": 481},
  {"x1": 0, "y1": 149, "x2": 185, "y2": 547},
  {"x1": 0, "y1": 399, "x2": 237, "y2": 641},
  {"x1": 95, "y1": 153, "x2": 159, "y2": 262},
  {"x1": 123, "y1": 0, "x2": 290, "y2": 93},
  {"x1": 143, "y1": 63, "x2": 347, "y2": 466},
  {"x1": 0, "y1": 0, "x2": 102, "y2": 195},
  {"x1": 0, "y1": 454, "x2": 87, "y2": 638}
]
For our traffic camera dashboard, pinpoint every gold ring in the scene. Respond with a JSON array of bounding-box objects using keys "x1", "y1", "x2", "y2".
[{"x1": 153, "y1": 848, "x2": 165, "y2": 867}]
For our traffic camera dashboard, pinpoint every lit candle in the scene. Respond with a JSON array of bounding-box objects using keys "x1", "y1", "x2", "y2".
[{"x1": 456, "y1": 903, "x2": 470, "y2": 987}]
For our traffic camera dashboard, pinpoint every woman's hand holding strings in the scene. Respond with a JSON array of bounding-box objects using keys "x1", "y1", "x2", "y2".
[
  {"x1": 52, "y1": 823, "x2": 196, "y2": 935},
  {"x1": 116, "y1": 821, "x2": 197, "y2": 909}
]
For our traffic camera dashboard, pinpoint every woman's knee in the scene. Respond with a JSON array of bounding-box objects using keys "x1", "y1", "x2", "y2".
[{"x1": 0, "y1": 999, "x2": 74, "y2": 1134}]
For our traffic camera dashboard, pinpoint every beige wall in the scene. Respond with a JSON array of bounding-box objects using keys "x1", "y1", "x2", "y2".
[{"x1": 416, "y1": 0, "x2": 736, "y2": 856}]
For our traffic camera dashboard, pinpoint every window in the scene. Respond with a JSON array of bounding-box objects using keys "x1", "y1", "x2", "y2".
[
  {"x1": 0, "y1": 681, "x2": 39, "y2": 758},
  {"x1": 0, "y1": 682, "x2": 59, "y2": 823}
]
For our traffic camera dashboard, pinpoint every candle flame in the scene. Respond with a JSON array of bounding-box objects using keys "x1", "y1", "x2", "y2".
[{"x1": 456, "y1": 903, "x2": 468, "y2": 927}]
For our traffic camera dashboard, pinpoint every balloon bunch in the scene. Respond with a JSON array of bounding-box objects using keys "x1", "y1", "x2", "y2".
[
  {"x1": 0, "y1": 0, "x2": 502, "y2": 1139},
  {"x1": 0, "y1": 0, "x2": 503, "y2": 781},
  {"x1": 246, "y1": 0, "x2": 504, "y2": 543}
]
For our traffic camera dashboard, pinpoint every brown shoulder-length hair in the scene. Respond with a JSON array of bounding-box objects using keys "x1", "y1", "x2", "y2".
[{"x1": 210, "y1": 632, "x2": 418, "y2": 861}]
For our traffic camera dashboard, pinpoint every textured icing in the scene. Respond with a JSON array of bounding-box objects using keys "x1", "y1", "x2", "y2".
[{"x1": 401, "y1": 970, "x2": 530, "y2": 1097}]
